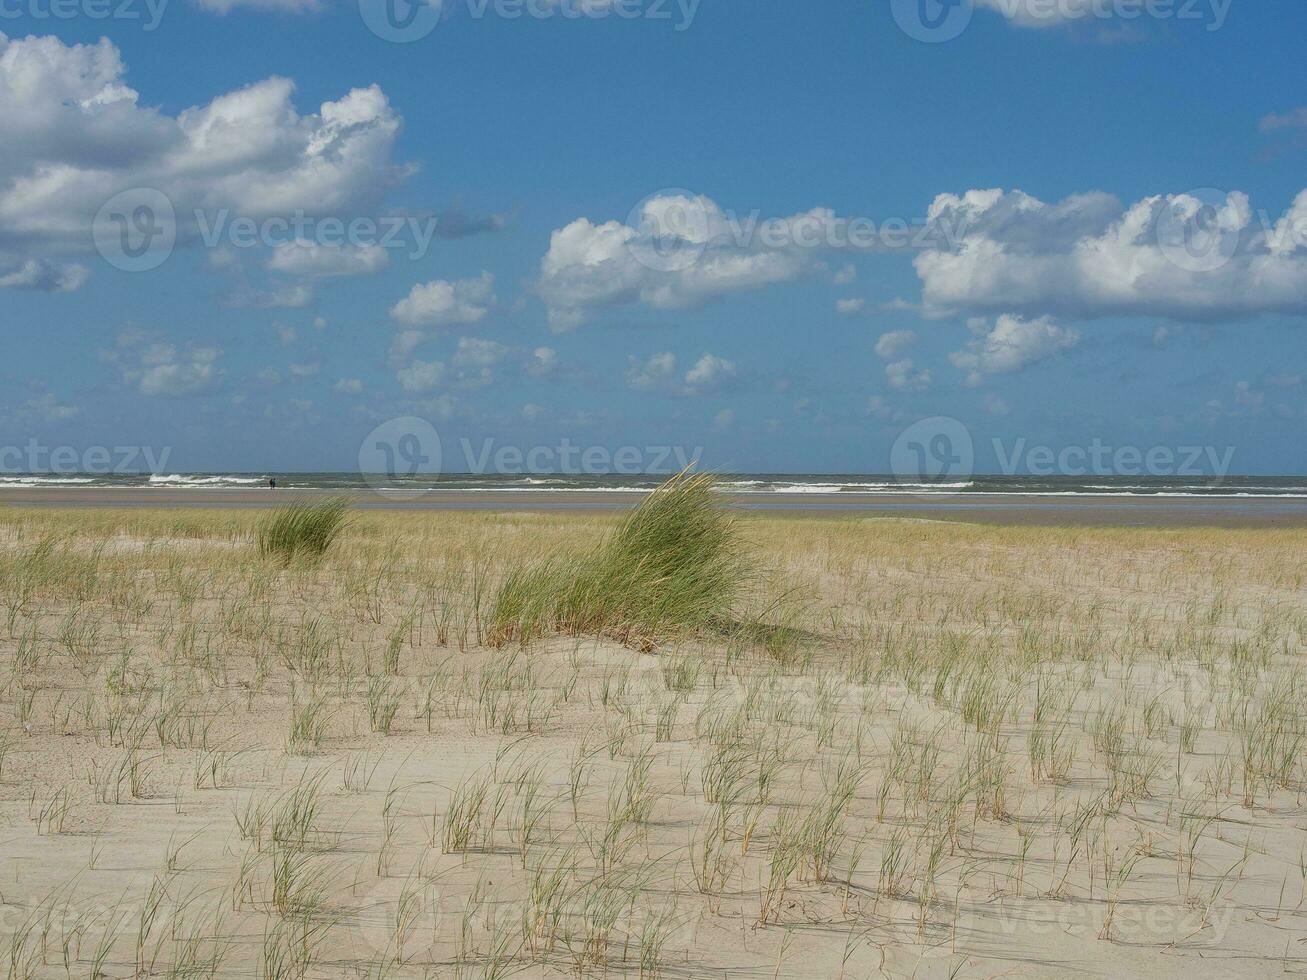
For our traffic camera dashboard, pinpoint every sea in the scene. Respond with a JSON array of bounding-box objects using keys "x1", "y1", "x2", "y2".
[{"x1": 2, "y1": 473, "x2": 1307, "y2": 498}]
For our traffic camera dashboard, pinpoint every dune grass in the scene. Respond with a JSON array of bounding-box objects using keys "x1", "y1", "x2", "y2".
[
  {"x1": 3, "y1": 505, "x2": 1307, "y2": 977},
  {"x1": 256, "y1": 497, "x2": 352, "y2": 564},
  {"x1": 489, "y1": 471, "x2": 750, "y2": 648}
]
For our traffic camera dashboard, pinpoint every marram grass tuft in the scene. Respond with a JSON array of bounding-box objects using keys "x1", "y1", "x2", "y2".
[
  {"x1": 489, "y1": 471, "x2": 749, "y2": 648},
  {"x1": 257, "y1": 497, "x2": 352, "y2": 565}
]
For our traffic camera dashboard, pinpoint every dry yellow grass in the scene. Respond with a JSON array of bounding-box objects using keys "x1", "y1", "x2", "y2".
[{"x1": 1, "y1": 505, "x2": 1306, "y2": 978}]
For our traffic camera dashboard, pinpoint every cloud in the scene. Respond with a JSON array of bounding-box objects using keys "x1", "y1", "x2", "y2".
[
  {"x1": 874, "y1": 329, "x2": 917, "y2": 360},
  {"x1": 389, "y1": 329, "x2": 426, "y2": 364},
  {"x1": 1234, "y1": 380, "x2": 1263, "y2": 409},
  {"x1": 0, "y1": 257, "x2": 89, "y2": 292},
  {"x1": 684, "y1": 353, "x2": 738, "y2": 393},
  {"x1": 396, "y1": 359, "x2": 446, "y2": 393},
  {"x1": 414, "y1": 393, "x2": 457, "y2": 420},
  {"x1": 266, "y1": 242, "x2": 389, "y2": 278},
  {"x1": 0, "y1": 34, "x2": 407, "y2": 275},
  {"x1": 625, "y1": 352, "x2": 677, "y2": 392},
  {"x1": 526, "y1": 347, "x2": 559, "y2": 378},
  {"x1": 1260, "y1": 107, "x2": 1307, "y2": 133},
  {"x1": 885, "y1": 358, "x2": 931, "y2": 392},
  {"x1": 538, "y1": 193, "x2": 863, "y2": 330},
  {"x1": 452, "y1": 336, "x2": 509, "y2": 368},
  {"x1": 430, "y1": 204, "x2": 509, "y2": 240},
  {"x1": 975, "y1": 0, "x2": 1109, "y2": 27},
  {"x1": 392, "y1": 335, "x2": 553, "y2": 393},
  {"x1": 866, "y1": 395, "x2": 894, "y2": 421},
  {"x1": 972, "y1": 0, "x2": 1225, "y2": 31},
  {"x1": 914, "y1": 187, "x2": 1307, "y2": 322},
  {"x1": 949, "y1": 314, "x2": 1080, "y2": 385},
  {"x1": 109, "y1": 334, "x2": 224, "y2": 397},
  {"x1": 226, "y1": 282, "x2": 314, "y2": 309},
  {"x1": 712, "y1": 408, "x2": 735, "y2": 431},
  {"x1": 390, "y1": 273, "x2": 495, "y2": 327},
  {"x1": 18, "y1": 393, "x2": 80, "y2": 424},
  {"x1": 836, "y1": 297, "x2": 866, "y2": 317},
  {"x1": 334, "y1": 378, "x2": 363, "y2": 395},
  {"x1": 195, "y1": 0, "x2": 323, "y2": 13},
  {"x1": 1265, "y1": 373, "x2": 1302, "y2": 389},
  {"x1": 873, "y1": 329, "x2": 930, "y2": 392}
]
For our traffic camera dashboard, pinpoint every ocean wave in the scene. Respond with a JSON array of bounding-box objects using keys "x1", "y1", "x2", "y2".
[
  {"x1": 0, "y1": 476, "x2": 97, "y2": 486},
  {"x1": 733, "y1": 481, "x2": 976, "y2": 494},
  {"x1": 148, "y1": 474, "x2": 266, "y2": 486},
  {"x1": 6, "y1": 473, "x2": 1307, "y2": 500}
]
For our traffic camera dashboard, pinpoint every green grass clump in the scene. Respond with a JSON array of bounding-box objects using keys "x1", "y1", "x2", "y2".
[
  {"x1": 490, "y1": 471, "x2": 749, "y2": 648},
  {"x1": 257, "y1": 497, "x2": 351, "y2": 564}
]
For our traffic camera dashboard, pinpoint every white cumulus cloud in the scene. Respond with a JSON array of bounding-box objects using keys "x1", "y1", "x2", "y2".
[
  {"x1": 0, "y1": 33, "x2": 408, "y2": 282},
  {"x1": 949, "y1": 314, "x2": 1080, "y2": 385},
  {"x1": 625, "y1": 352, "x2": 677, "y2": 392},
  {"x1": 684, "y1": 353, "x2": 737, "y2": 393},
  {"x1": 914, "y1": 187, "x2": 1307, "y2": 323},
  {"x1": 267, "y1": 242, "x2": 389, "y2": 278},
  {"x1": 390, "y1": 273, "x2": 496, "y2": 327},
  {"x1": 875, "y1": 330, "x2": 917, "y2": 360},
  {"x1": 396, "y1": 359, "x2": 447, "y2": 393},
  {"x1": 885, "y1": 359, "x2": 931, "y2": 392},
  {"x1": 112, "y1": 337, "x2": 224, "y2": 397},
  {"x1": 537, "y1": 193, "x2": 880, "y2": 330}
]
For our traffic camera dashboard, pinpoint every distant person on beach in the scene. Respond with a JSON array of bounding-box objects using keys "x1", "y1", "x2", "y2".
[{"x1": 269, "y1": 478, "x2": 277, "y2": 489}]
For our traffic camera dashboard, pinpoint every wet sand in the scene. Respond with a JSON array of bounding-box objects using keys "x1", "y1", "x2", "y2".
[{"x1": 4, "y1": 486, "x2": 1307, "y2": 526}]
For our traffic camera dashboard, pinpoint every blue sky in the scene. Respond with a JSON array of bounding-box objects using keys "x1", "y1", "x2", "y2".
[{"x1": 2, "y1": 0, "x2": 1307, "y2": 475}]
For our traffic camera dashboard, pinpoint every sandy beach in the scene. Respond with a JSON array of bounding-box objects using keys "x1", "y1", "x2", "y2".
[
  {"x1": 5, "y1": 486, "x2": 1307, "y2": 527},
  {"x1": 3, "y1": 483, "x2": 1307, "y2": 979}
]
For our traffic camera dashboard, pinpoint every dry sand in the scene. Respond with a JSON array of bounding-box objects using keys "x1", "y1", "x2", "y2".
[
  {"x1": 6, "y1": 486, "x2": 1307, "y2": 526},
  {"x1": 2, "y1": 504, "x2": 1306, "y2": 978}
]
